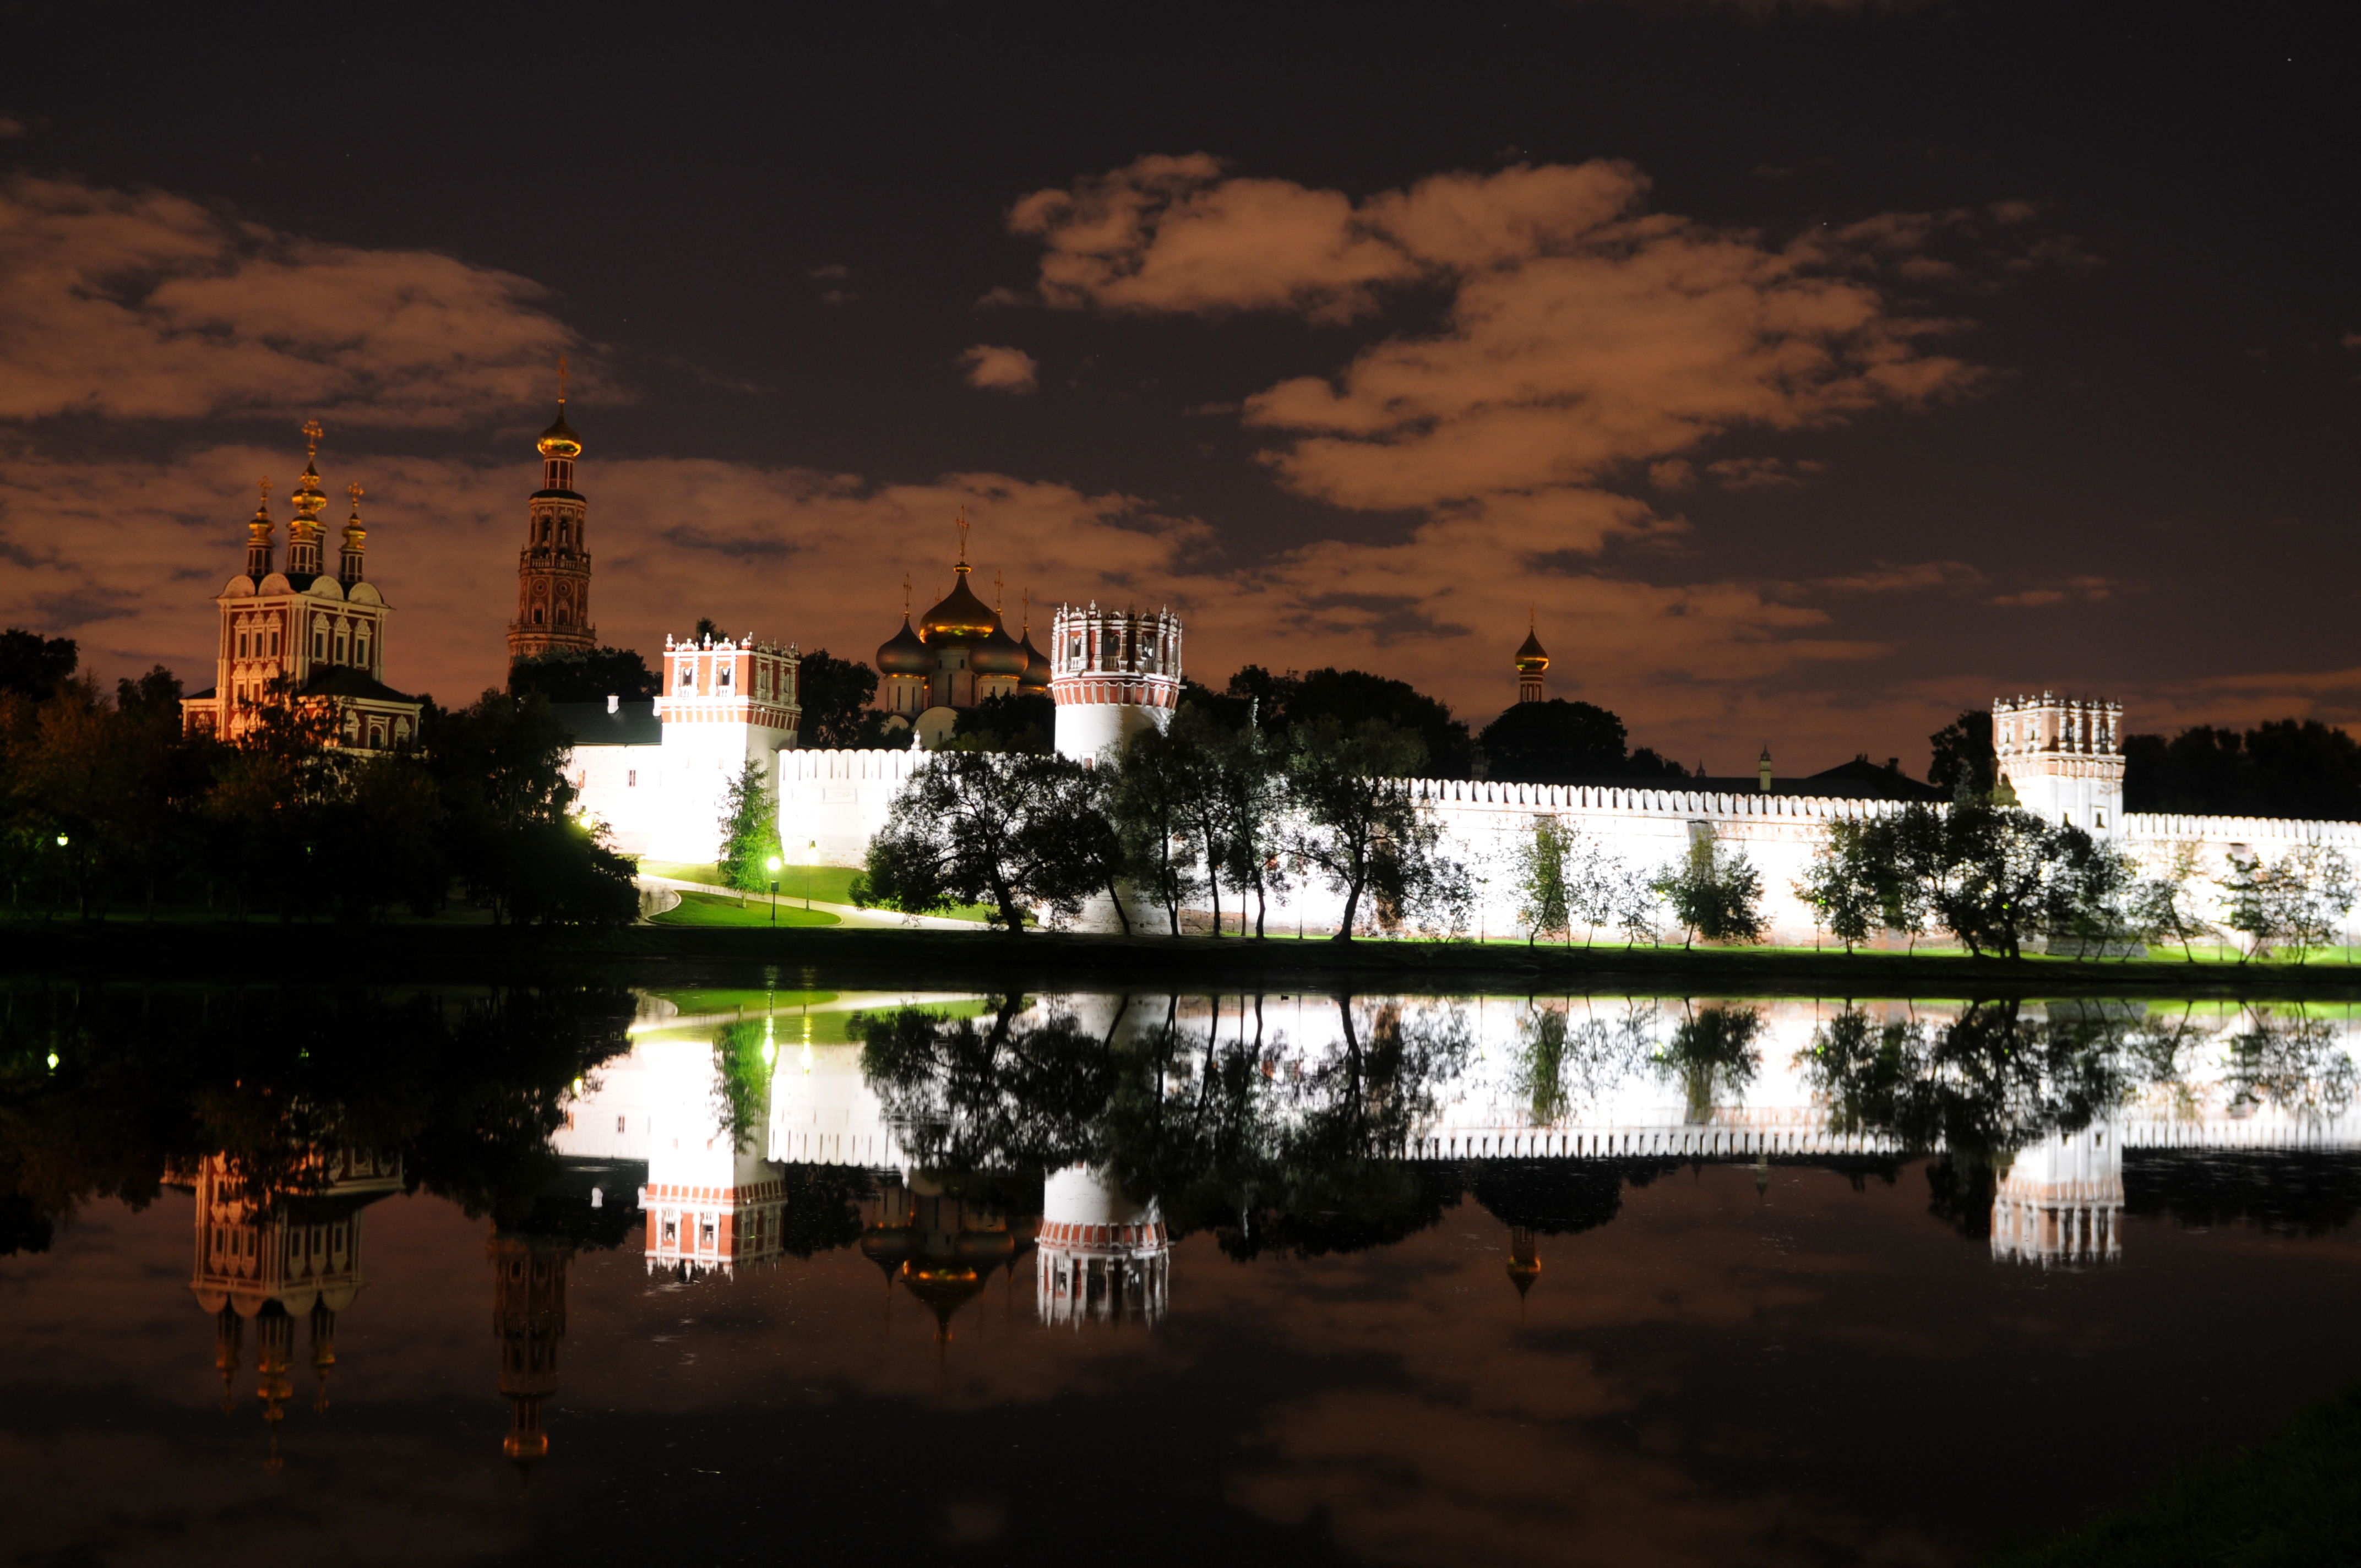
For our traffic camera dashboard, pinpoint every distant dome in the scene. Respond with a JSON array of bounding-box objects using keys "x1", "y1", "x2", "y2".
[
  {"x1": 1514, "y1": 627, "x2": 1549, "y2": 674},
  {"x1": 973, "y1": 615, "x2": 1029, "y2": 678},
  {"x1": 918, "y1": 566, "x2": 995, "y2": 646},
  {"x1": 536, "y1": 406, "x2": 582, "y2": 460},
  {"x1": 876, "y1": 615, "x2": 931, "y2": 676},
  {"x1": 1018, "y1": 630, "x2": 1052, "y2": 695}
]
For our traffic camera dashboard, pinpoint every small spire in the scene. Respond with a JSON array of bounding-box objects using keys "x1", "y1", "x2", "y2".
[
  {"x1": 954, "y1": 507, "x2": 970, "y2": 569},
  {"x1": 1021, "y1": 587, "x2": 1031, "y2": 635},
  {"x1": 902, "y1": 572, "x2": 912, "y2": 614},
  {"x1": 347, "y1": 481, "x2": 365, "y2": 516},
  {"x1": 301, "y1": 418, "x2": 323, "y2": 463},
  {"x1": 557, "y1": 352, "x2": 569, "y2": 408},
  {"x1": 993, "y1": 569, "x2": 1004, "y2": 612}
]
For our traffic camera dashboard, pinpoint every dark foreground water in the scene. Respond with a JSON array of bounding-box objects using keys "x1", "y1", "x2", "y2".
[{"x1": 3, "y1": 983, "x2": 2358, "y2": 1567}]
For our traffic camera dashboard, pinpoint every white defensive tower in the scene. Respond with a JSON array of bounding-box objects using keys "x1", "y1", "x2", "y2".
[
  {"x1": 1994, "y1": 692, "x2": 2124, "y2": 835},
  {"x1": 1049, "y1": 602, "x2": 1182, "y2": 762},
  {"x1": 1036, "y1": 1164, "x2": 1170, "y2": 1329}
]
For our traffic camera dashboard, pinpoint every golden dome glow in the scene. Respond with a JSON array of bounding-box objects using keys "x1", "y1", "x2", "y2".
[
  {"x1": 536, "y1": 405, "x2": 583, "y2": 459},
  {"x1": 917, "y1": 565, "x2": 996, "y2": 645},
  {"x1": 1515, "y1": 626, "x2": 1549, "y2": 674}
]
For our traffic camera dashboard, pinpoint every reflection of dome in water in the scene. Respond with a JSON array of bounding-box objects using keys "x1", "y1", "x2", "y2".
[{"x1": 901, "y1": 1262, "x2": 987, "y2": 1340}]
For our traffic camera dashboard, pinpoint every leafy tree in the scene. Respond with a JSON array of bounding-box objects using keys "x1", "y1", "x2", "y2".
[
  {"x1": 855, "y1": 750, "x2": 1112, "y2": 932},
  {"x1": 716, "y1": 760, "x2": 784, "y2": 892},
  {"x1": 1226, "y1": 665, "x2": 1474, "y2": 779},
  {"x1": 1207, "y1": 714, "x2": 1288, "y2": 938},
  {"x1": 1927, "y1": 709, "x2": 1997, "y2": 801},
  {"x1": 1650, "y1": 834, "x2": 1767, "y2": 949},
  {"x1": 1853, "y1": 802, "x2": 2068, "y2": 959},
  {"x1": 692, "y1": 617, "x2": 728, "y2": 643},
  {"x1": 2124, "y1": 719, "x2": 2361, "y2": 820},
  {"x1": 794, "y1": 649, "x2": 888, "y2": 748},
  {"x1": 0, "y1": 629, "x2": 77, "y2": 700},
  {"x1": 1108, "y1": 720, "x2": 1205, "y2": 934},
  {"x1": 2222, "y1": 845, "x2": 2358, "y2": 962},
  {"x1": 426, "y1": 689, "x2": 635, "y2": 925},
  {"x1": 951, "y1": 692, "x2": 1057, "y2": 754},
  {"x1": 1613, "y1": 864, "x2": 1661, "y2": 949},
  {"x1": 1510, "y1": 815, "x2": 1575, "y2": 947},
  {"x1": 1797, "y1": 816, "x2": 1880, "y2": 952},
  {"x1": 1280, "y1": 716, "x2": 1442, "y2": 940},
  {"x1": 2131, "y1": 841, "x2": 2214, "y2": 960},
  {"x1": 507, "y1": 645, "x2": 660, "y2": 704},
  {"x1": 114, "y1": 665, "x2": 183, "y2": 721},
  {"x1": 1476, "y1": 699, "x2": 1687, "y2": 783}
]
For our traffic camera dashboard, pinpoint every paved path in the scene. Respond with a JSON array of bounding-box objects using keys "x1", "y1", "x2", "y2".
[{"x1": 634, "y1": 875, "x2": 985, "y2": 932}]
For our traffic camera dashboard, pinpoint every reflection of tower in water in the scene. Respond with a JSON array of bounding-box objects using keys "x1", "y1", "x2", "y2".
[
  {"x1": 186, "y1": 1148, "x2": 402, "y2": 1469},
  {"x1": 1036, "y1": 1164, "x2": 1169, "y2": 1329},
  {"x1": 489, "y1": 1234, "x2": 571, "y2": 1470},
  {"x1": 1505, "y1": 1226, "x2": 1541, "y2": 1309},
  {"x1": 1991, "y1": 1125, "x2": 2124, "y2": 1268}
]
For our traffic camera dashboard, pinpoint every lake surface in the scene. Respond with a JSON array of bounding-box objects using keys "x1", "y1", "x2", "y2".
[{"x1": 4, "y1": 982, "x2": 2358, "y2": 1566}]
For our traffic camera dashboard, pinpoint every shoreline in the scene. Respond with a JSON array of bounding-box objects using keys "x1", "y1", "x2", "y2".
[{"x1": 9, "y1": 920, "x2": 2361, "y2": 999}]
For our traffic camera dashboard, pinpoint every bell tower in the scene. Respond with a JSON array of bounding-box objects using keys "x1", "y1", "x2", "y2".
[
  {"x1": 508, "y1": 362, "x2": 596, "y2": 664},
  {"x1": 1515, "y1": 615, "x2": 1549, "y2": 704}
]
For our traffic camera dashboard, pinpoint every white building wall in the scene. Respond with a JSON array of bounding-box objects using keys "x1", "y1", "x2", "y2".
[
  {"x1": 570, "y1": 741, "x2": 667, "y2": 857},
  {"x1": 776, "y1": 748, "x2": 928, "y2": 868}
]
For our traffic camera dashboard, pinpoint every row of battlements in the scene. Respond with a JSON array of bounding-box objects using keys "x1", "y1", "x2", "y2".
[{"x1": 1407, "y1": 777, "x2": 1919, "y2": 821}]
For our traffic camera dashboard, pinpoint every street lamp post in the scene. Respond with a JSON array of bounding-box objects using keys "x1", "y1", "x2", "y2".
[{"x1": 766, "y1": 855, "x2": 781, "y2": 928}]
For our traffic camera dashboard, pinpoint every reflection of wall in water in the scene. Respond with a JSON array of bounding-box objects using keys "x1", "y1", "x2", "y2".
[
  {"x1": 1036, "y1": 1164, "x2": 1169, "y2": 1330},
  {"x1": 1991, "y1": 1125, "x2": 2124, "y2": 1268}
]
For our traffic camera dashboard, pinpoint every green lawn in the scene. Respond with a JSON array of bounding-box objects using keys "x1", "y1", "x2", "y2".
[
  {"x1": 649, "y1": 891, "x2": 841, "y2": 928},
  {"x1": 638, "y1": 860, "x2": 863, "y2": 905}
]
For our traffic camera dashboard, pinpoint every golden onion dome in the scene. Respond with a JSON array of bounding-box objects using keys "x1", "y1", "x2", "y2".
[
  {"x1": 1018, "y1": 630, "x2": 1052, "y2": 694},
  {"x1": 1515, "y1": 626, "x2": 1549, "y2": 674},
  {"x1": 917, "y1": 565, "x2": 997, "y2": 646},
  {"x1": 536, "y1": 405, "x2": 583, "y2": 460},
  {"x1": 876, "y1": 614, "x2": 932, "y2": 676},
  {"x1": 973, "y1": 614, "x2": 1029, "y2": 678}
]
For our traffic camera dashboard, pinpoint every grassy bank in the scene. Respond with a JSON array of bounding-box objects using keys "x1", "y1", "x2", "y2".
[
  {"x1": 11, "y1": 917, "x2": 2361, "y2": 999},
  {"x1": 1983, "y1": 1382, "x2": 2361, "y2": 1566}
]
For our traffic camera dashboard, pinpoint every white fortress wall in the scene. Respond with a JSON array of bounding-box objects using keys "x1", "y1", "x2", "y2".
[
  {"x1": 776, "y1": 748, "x2": 929, "y2": 868},
  {"x1": 570, "y1": 739, "x2": 666, "y2": 857}
]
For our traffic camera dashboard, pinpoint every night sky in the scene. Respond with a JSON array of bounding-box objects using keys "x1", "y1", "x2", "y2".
[{"x1": 1, "y1": 0, "x2": 2352, "y2": 772}]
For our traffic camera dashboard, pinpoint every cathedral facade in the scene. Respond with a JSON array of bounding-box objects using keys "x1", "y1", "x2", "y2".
[{"x1": 182, "y1": 422, "x2": 423, "y2": 751}]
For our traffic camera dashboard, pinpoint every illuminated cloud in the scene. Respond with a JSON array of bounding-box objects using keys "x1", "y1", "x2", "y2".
[
  {"x1": 1010, "y1": 155, "x2": 1977, "y2": 531},
  {"x1": 958, "y1": 344, "x2": 1041, "y2": 394},
  {"x1": 0, "y1": 173, "x2": 587, "y2": 427}
]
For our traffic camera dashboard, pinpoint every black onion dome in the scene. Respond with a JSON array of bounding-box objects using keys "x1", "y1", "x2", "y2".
[
  {"x1": 973, "y1": 614, "x2": 1029, "y2": 678},
  {"x1": 1018, "y1": 631, "x2": 1053, "y2": 694},
  {"x1": 877, "y1": 615, "x2": 931, "y2": 676}
]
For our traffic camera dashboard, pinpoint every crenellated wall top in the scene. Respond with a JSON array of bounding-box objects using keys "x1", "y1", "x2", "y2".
[{"x1": 1406, "y1": 777, "x2": 1918, "y2": 822}]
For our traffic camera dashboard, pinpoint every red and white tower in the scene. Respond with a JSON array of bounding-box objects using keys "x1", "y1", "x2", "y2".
[
  {"x1": 1048, "y1": 602, "x2": 1183, "y2": 762},
  {"x1": 1035, "y1": 1164, "x2": 1169, "y2": 1329},
  {"x1": 508, "y1": 378, "x2": 596, "y2": 665}
]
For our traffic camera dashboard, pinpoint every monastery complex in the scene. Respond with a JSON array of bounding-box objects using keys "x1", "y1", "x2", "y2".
[{"x1": 184, "y1": 402, "x2": 2361, "y2": 944}]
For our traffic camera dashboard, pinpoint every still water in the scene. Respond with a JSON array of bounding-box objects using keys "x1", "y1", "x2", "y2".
[{"x1": 3, "y1": 983, "x2": 2358, "y2": 1566}]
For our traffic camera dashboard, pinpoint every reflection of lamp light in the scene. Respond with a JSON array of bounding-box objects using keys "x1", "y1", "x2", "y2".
[
  {"x1": 45, "y1": 1052, "x2": 58, "y2": 1070},
  {"x1": 55, "y1": 834, "x2": 68, "y2": 847}
]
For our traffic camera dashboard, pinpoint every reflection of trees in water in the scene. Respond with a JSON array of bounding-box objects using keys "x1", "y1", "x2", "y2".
[
  {"x1": 2223, "y1": 1010, "x2": 2358, "y2": 1120},
  {"x1": 2126, "y1": 1151, "x2": 2361, "y2": 1237},
  {"x1": 1655, "y1": 1004, "x2": 1763, "y2": 1125},
  {"x1": 856, "y1": 995, "x2": 1472, "y2": 1260},
  {"x1": 1805, "y1": 1000, "x2": 2361, "y2": 1240},
  {"x1": 858, "y1": 997, "x2": 1115, "y2": 1175},
  {"x1": 1514, "y1": 1002, "x2": 1656, "y2": 1125},
  {"x1": 0, "y1": 981, "x2": 639, "y2": 1251}
]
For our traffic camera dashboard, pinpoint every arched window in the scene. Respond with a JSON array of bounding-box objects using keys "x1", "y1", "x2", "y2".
[
  {"x1": 355, "y1": 631, "x2": 371, "y2": 669},
  {"x1": 236, "y1": 627, "x2": 250, "y2": 659},
  {"x1": 314, "y1": 619, "x2": 328, "y2": 660},
  {"x1": 268, "y1": 627, "x2": 280, "y2": 657},
  {"x1": 334, "y1": 625, "x2": 349, "y2": 665},
  {"x1": 534, "y1": 606, "x2": 545, "y2": 625}
]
